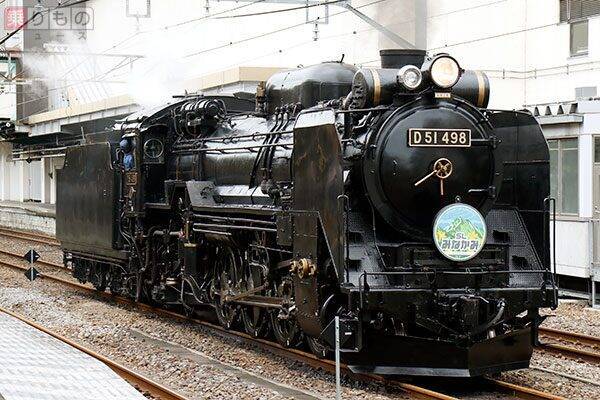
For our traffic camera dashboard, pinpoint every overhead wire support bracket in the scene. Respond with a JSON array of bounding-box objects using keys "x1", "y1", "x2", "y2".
[
  {"x1": 217, "y1": 0, "x2": 415, "y2": 49},
  {"x1": 339, "y1": 1, "x2": 415, "y2": 49}
]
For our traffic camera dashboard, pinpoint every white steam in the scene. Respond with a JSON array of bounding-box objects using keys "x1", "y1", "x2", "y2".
[
  {"x1": 22, "y1": 23, "x2": 203, "y2": 110},
  {"x1": 124, "y1": 28, "x2": 200, "y2": 108}
]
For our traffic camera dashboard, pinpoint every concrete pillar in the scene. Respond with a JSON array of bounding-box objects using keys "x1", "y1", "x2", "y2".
[
  {"x1": 0, "y1": 143, "x2": 11, "y2": 201},
  {"x1": 19, "y1": 161, "x2": 26, "y2": 202},
  {"x1": 374, "y1": 1, "x2": 427, "y2": 50},
  {"x1": 41, "y1": 158, "x2": 51, "y2": 203},
  {"x1": 40, "y1": 160, "x2": 45, "y2": 203},
  {"x1": 51, "y1": 162, "x2": 56, "y2": 204},
  {"x1": 580, "y1": 134, "x2": 594, "y2": 219},
  {"x1": 46, "y1": 158, "x2": 54, "y2": 204},
  {"x1": 0, "y1": 151, "x2": 4, "y2": 202},
  {"x1": 51, "y1": 156, "x2": 65, "y2": 204},
  {"x1": 414, "y1": 0, "x2": 427, "y2": 49}
]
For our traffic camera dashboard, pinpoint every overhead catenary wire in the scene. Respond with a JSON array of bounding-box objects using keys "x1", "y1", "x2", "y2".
[
  {"x1": 183, "y1": 0, "x2": 389, "y2": 59},
  {"x1": 429, "y1": 22, "x2": 557, "y2": 51},
  {"x1": 34, "y1": 0, "x2": 267, "y2": 80},
  {"x1": 4, "y1": 0, "x2": 390, "y2": 120},
  {"x1": 3, "y1": 0, "x2": 573, "y2": 122},
  {"x1": 9, "y1": 15, "x2": 588, "y2": 123},
  {"x1": 8, "y1": 0, "x2": 268, "y2": 91},
  {"x1": 180, "y1": 0, "x2": 516, "y2": 61},
  {"x1": 193, "y1": 25, "x2": 376, "y2": 79},
  {"x1": 427, "y1": 0, "x2": 508, "y2": 19},
  {"x1": 216, "y1": 0, "x2": 346, "y2": 19},
  {"x1": 10, "y1": 23, "x2": 379, "y2": 124},
  {"x1": 9, "y1": 0, "x2": 515, "y2": 87},
  {"x1": 218, "y1": 0, "x2": 508, "y2": 20},
  {"x1": 103, "y1": 23, "x2": 377, "y2": 90},
  {"x1": 13, "y1": 0, "x2": 377, "y2": 92},
  {"x1": 0, "y1": 0, "x2": 273, "y2": 119},
  {"x1": 359, "y1": 21, "x2": 559, "y2": 66}
]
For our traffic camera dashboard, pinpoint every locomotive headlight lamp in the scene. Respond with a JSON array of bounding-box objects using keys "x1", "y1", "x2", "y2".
[
  {"x1": 430, "y1": 56, "x2": 461, "y2": 88},
  {"x1": 397, "y1": 65, "x2": 422, "y2": 90}
]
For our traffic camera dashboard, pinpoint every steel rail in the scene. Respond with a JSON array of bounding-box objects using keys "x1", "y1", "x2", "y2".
[
  {"x1": 0, "y1": 228, "x2": 60, "y2": 247},
  {"x1": 0, "y1": 256, "x2": 456, "y2": 400},
  {"x1": 538, "y1": 342, "x2": 600, "y2": 365},
  {"x1": 538, "y1": 326, "x2": 600, "y2": 365},
  {"x1": 0, "y1": 256, "x2": 568, "y2": 400},
  {"x1": 539, "y1": 326, "x2": 600, "y2": 348},
  {"x1": 0, "y1": 305, "x2": 190, "y2": 400},
  {"x1": 5, "y1": 233, "x2": 593, "y2": 373},
  {"x1": 485, "y1": 378, "x2": 568, "y2": 400},
  {"x1": 0, "y1": 227, "x2": 57, "y2": 242},
  {"x1": 0, "y1": 248, "x2": 68, "y2": 271}
]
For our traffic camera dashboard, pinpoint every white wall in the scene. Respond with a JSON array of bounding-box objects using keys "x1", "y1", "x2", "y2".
[
  {"x1": 0, "y1": 142, "x2": 63, "y2": 204},
  {"x1": 42, "y1": 0, "x2": 422, "y2": 109},
  {"x1": 29, "y1": 0, "x2": 593, "y2": 112},
  {"x1": 26, "y1": 160, "x2": 41, "y2": 201},
  {"x1": 7, "y1": 157, "x2": 23, "y2": 202},
  {"x1": 552, "y1": 220, "x2": 592, "y2": 278},
  {"x1": 0, "y1": 59, "x2": 17, "y2": 120},
  {"x1": 425, "y1": 0, "x2": 600, "y2": 109}
]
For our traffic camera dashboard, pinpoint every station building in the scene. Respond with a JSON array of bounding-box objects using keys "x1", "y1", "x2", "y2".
[
  {"x1": 0, "y1": 0, "x2": 599, "y2": 304},
  {"x1": 0, "y1": 66, "x2": 279, "y2": 234},
  {"x1": 524, "y1": 100, "x2": 600, "y2": 306},
  {"x1": 0, "y1": 66, "x2": 278, "y2": 202}
]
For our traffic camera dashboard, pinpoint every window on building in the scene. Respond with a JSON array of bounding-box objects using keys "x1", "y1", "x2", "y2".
[
  {"x1": 570, "y1": 20, "x2": 589, "y2": 56},
  {"x1": 595, "y1": 136, "x2": 600, "y2": 163},
  {"x1": 560, "y1": 0, "x2": 600, "y2": 22},
  {"x1": 548, "y1": 138, "x2": 579, "y2": 215}
]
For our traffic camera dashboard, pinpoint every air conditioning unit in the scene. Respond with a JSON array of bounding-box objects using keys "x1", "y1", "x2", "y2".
[{"x1": 575, "y1": 86, "x2": 597, "y2": 100}]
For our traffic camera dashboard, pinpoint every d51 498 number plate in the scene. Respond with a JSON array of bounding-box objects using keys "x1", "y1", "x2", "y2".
[{"x1": 408, "y1": 128, "x2": 471, "y2": 147}]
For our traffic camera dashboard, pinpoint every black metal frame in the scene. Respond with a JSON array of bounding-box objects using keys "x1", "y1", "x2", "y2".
[{"x1": 356, "y1": 269, "x2": 555, "y2": 310}]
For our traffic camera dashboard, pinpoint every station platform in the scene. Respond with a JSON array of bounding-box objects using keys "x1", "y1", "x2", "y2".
[
  {"x1": 0, "y1": 201, "x2": 55, "y2": 236},
  {"x1": 0, "y1": 310, "x2": 145, "y2": 400}
]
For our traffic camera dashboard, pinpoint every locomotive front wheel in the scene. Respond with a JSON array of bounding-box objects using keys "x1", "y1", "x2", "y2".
[
  {"x1": 306, "y1": 336, "x2": 332, "y2": 359},
  {"x1": 270, "y1": 310, "x2": 301, "y2": 348},
  {"x1": 211, "y1": 247, "x2": 241, "y2": 329}
]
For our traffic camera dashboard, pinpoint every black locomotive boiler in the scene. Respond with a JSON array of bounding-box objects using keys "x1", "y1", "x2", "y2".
[{"x1": 56, "y1": 49, "x2": 558, "y2": 376}]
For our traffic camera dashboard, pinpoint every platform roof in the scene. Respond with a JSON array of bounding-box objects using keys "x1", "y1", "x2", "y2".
[{"x1": 23, "y1": 66, "x2": 281, "y2": 129}]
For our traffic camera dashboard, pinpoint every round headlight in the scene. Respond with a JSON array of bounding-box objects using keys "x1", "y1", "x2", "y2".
[
  {"x1": 430, "y1": 56, "x2": 461, "y2": 88},
  {"x1": 397, "y1": 65, "x2": 422, "y2": 90}
]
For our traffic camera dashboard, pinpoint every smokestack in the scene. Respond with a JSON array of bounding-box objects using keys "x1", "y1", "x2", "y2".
[{"x1": 380, "y1": 49, "x2": 427, "y2": 69}]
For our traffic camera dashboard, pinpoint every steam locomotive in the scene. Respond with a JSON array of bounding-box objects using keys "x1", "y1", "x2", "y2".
[{"x1": 56, "y1": 49, "x2": 558, "y2": 377}]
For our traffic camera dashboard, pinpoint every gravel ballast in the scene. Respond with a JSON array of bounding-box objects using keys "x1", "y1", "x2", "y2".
[
  {"x1": 0, "y1": 258, "x2": 408, "y2": 399},
  {"x1": 1, "y1": 232, "x2": 599, "y2": 399}
]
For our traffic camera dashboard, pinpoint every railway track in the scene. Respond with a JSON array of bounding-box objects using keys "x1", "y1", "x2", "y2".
[
  {"x1": 0, "y1": 248, "x2": 568, "y2": 400},
  {"x1": 0, "y1": 255, "x2": 456, "y2": 400},
  {"x1": 0, "y1": 227, "x2": 60, "y2": 247},
  {"x1": 538, "y1": 326, "x2": 600, "y2": 365},
  {"x1": 6, "y1": 241, "x2": 597, "y2": 368},
  {"x1": 0, "y1": 305, "x2": 190, "y2": 400},
  {"x1": 0, "y1": 248, "x2": 68, "y2": 271}
]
